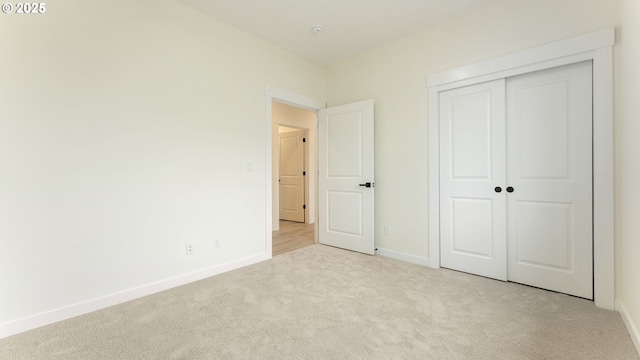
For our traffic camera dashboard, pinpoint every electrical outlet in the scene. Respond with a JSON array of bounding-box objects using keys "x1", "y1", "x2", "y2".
[
  {"x1": 213, "y1": 238, "x2": 222, "y2": 249},
  {"x1": 384, "y1": 225, "x2": 391, "y2": 236},
  {"x1": 186, "y1": 243, "x2": 193, "y2": 255}
]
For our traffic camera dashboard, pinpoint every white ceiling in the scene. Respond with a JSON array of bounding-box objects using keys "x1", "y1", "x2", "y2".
[{"x1": 178, "y1": 0, "x2": 500, "y2": 67}]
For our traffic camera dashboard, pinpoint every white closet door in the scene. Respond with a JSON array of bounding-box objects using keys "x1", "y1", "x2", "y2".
[
  {"x1": 506, "y1": 61, "x2": 593, "y2": 299},
  {"x1": 439, "y1": 79, "x2": 507, "y2": 281}
]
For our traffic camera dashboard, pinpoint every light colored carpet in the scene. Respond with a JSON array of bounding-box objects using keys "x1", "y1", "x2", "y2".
[{"x1": 1, "y1": 244, "x2": 638, "y2": 360}]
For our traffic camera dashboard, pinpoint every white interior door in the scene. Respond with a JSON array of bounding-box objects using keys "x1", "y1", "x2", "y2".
[
  {"x1": 506, "y1": 61, "x2": 593, "y2": 299},
  {"x1": 279, "y1": 129, "x2": 306, "y2": 223},
  {"x1": 318, "y1": 99, "x2": 374, "y2": 255},
  {"x1": 439, "y1": 79, "x2": 507, "y2": 280}
]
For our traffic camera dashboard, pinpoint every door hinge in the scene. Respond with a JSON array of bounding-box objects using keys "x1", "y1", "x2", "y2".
[
  {"x1": 303, "y1": 171, "x2": 306, "y2": 176},
  {"x1": 303, "y1": 204, "x2": 306, "y2": 209},
  {"x1": 303, "y1": 138, "x2": 306, "y2": 143}
]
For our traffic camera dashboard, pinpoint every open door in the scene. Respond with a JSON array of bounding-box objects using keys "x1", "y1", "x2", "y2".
[{"x1": 318, "y1": 100, "x2": 374, "y2": 255}]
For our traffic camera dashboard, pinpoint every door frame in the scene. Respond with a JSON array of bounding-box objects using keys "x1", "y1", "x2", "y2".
[
  {"x1": 427, "y1": 28, "x2": 615, "y2": 309},
  {"x1": 265, "y1": 86, "x2": 325, "y2": 258}
]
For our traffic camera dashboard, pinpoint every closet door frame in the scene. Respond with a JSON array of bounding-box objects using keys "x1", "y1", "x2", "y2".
[{"x1": 427, "y1": 28, "x2": 615, "y2": 310}]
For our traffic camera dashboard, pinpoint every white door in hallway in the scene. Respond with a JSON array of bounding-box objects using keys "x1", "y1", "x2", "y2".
[
  {"x1": 279, "y1": 129, "x2": 306, "y2": 223},
  {"x1": 318, "y1": 100, "x2": 374, "y2": 255},
  {"x1": 439, "y1": 61, "x2": 593, "y2": 299}
]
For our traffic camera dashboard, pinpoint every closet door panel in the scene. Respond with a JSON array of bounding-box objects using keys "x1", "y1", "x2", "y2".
[
  {"x1": 506, "y1": 61, "x2": 593, "y2": 299},
  {"x1": 439, "y1": 79, "x2": 507, "y2": 281}
]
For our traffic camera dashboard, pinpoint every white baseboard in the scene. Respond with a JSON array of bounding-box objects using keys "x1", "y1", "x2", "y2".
[
  {"x1": 375, "y1": 247, "x2": 429, "y2": 267},
  {"x1": 616, "y1": 300, "x2": 640, "y2": 356},
  {"x1": 0, "y1": 253, "x2": 268, "y2": 339}
]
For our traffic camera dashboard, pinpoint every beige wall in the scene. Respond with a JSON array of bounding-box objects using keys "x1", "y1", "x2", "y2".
[
  {"x1": 0, "y1": 0, "x2": 325, "y2": 326},
  {"x1": 615, "y1": 0, "x2": 640, "y2": 349}
]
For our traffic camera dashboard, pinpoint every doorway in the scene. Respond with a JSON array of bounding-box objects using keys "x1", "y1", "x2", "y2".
[
  {"x1": 265, "y1": 87, "x2": 376, "y2": 259},
  {"x1": 271, "y1": 101, "x2": 317, "y2": 255}
]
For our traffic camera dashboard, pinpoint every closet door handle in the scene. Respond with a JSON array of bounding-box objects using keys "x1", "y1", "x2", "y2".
[
  {"x1": 506, "y1": 186, "x2": 514, "y2": 193},
  {"x1": 494, "y1": 187, "x2": 502, "y2": 193}
]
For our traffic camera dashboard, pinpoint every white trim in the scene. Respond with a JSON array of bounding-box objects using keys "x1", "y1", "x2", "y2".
[
  {"x1": 271, "y1": 123, "x2": 280, "y2": 232},
  {"x1": 265, "y1": 85, "x2": 325, "y2": 111},
  {"x1": 427, "y1": 28, "x2": 614, "y2": 87},
  {"x1": 375, "y1": 248, "x2": 430, "y2": 267},
  {"x1": 265, "y1": 98, "x2": 275, "y2": 246},
  {"x1": 427, "y1": 86, "x2": 440, "y2": 271},
  {"x1": 433, "y1": 52, "x2": 595, "y2": 93},
  {"x1": 265, "y1": 86, "x2": 325, "y2": 255},
  {"x1": 0, "y1": 253, "x2": 267, "y2": 339},
  {"x1": 616, "y1": 301, "x2": 640, "y2": 356},
  {"x1": 427, "y1": 28, "x2": 615, "y2": 310},
  {"x1": 592, "y1": 46, "x2": 616, "y2": 310}
]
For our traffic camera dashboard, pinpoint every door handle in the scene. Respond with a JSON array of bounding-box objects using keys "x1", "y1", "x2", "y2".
[
  {"x1": 507, "y1": 186, "x2": 514, "y2": 193},
  {"x1": 495, "y1": 187, "x2": 502, "y2": 193},
  {"x1": 359, "y1": 182, "x2": 373, "y2": 188}
]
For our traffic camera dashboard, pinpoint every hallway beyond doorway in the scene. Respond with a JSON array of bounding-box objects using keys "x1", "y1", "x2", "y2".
[{"x1": 273, "y1": 220, "x2": 314, "y2": 256}]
